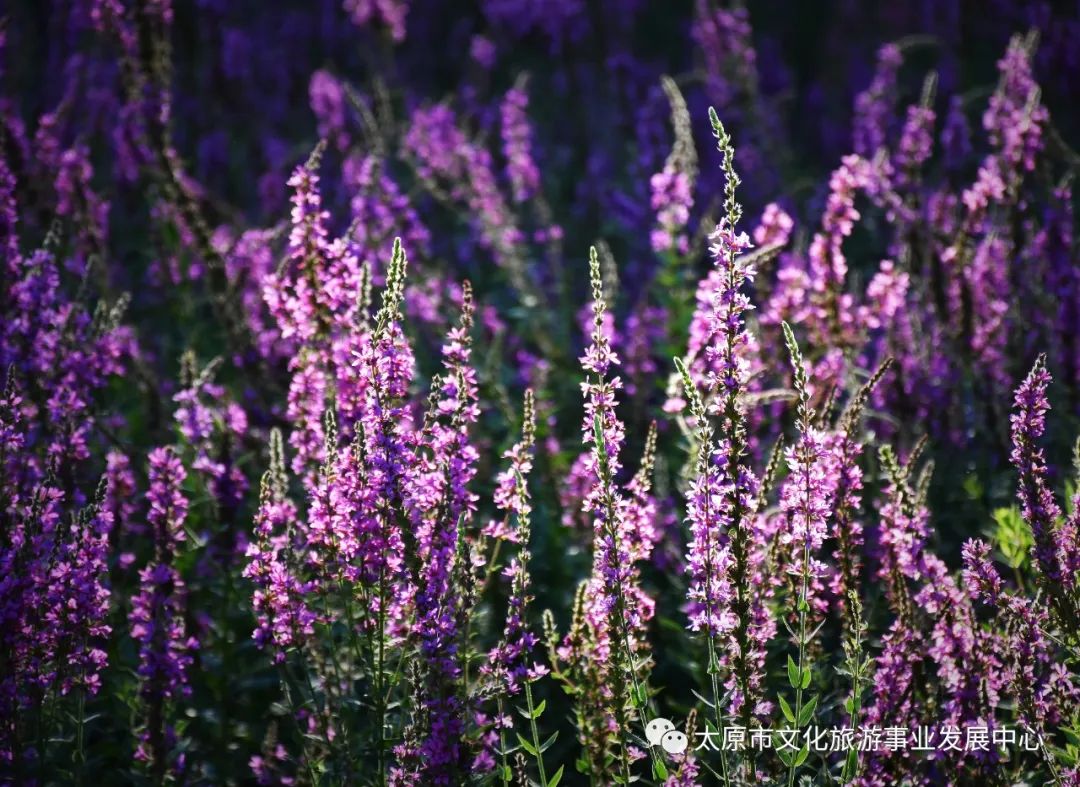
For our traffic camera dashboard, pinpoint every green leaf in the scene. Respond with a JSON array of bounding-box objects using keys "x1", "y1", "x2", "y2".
[
  {"x1": 575, "y1": 757, "x2": 590, "y2": 774},
  {"x1": 540, "y1": 731, "x2": 559, "y2": 753},
  {"x1": 794, "y1": 744, "x2": 809, "y2": 767},
  {"x1": 548, "y1": 764, "x2": 565, "y2": 787},
  {"x1": 777, "y1": 748, "x2": 793, "y2": 767},
  {"x1": 800, "y1": 667, "x2": 812, "y2": 690},
  {"x1": 652, "y1": 760, "x2": 669, "y2": 780},
  {"x1": 993, "y1": 505, "x2": 1033, "y2": 570},
  {"x1": 797, "y1": 597, "x2": 809, "y2": 613},
  {"x1": 632, "y1": 684, "x2": 648, "y2": 708},
  {"x1": 1063, "y1": 726, "x2": 1080, "y2": 748},
  {"x1": 532, "y1": 699, "x2": 547, "y2": 719},
  {"x1": 778, "y1": 695, "x2": 795, "y2": 724},
  {"x1": 842, "y1": 748, "x2": 859, "y2": 779},
  {"x1": 501, "y1": 765, "x2": 513, "y2": 781},
  {"x1": 787, "y1": 655, "x2": 800, "y2": 688},
  {"x1": 797, "y1": 696, "x2": 817, "y2": 727},
  {"x1": 843, "y1": 697, "x2": 855, "y2": 714},
  {"x1": 1049, "y1": 745, "x2": 1076, "y2": 767},
  {"x1": 517, "y1": 734, "x2": 538, "y2": 757}
]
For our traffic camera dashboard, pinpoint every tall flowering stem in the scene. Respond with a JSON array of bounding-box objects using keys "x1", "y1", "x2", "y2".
[
  {"x1": 359, "y1": 238, "x2": 415, "y2": 784},
  {"x1": 706, "y1": 107, "x2": 764, "y2": 738},
  {"x1": 962, "y1": 539, "x2": 1064, "y2": 781},
  {"x1": 839, "y1": 590, "x2": 870, "y2": 782},
  {"x1": 1010, "y1": 355, "x2": 1078, "y2": 630},
  {"x1": 674, "y1": 107, "x2": 764, "y2": 783},
  {"x1": 580, "y1": 245, "x2": 664, "y2": 782},
  {"x1": 484, "y1": 390, "x2": 549, "y2": 782},
  {"x1": 779, "y1": 322, "x2": 830, "y2": 785},
  {"x1": 406, "y1": 280, "x2": 479, "y2": 783},
  {"x1": 132, "y1": 446, "x2": 195, "y2": 783},
  {"x1": 675, "y1": 356, "x2": 732, "y2": 785},
  {"x1": 831, "y1": 358, "x2": 894, "y2": 634},
  {"x1": 500, "y1": 392, "x2": 559, "y2": 786}
]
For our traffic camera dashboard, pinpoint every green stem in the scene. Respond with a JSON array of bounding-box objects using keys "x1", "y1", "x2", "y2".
[
  {"x1": 376, "y1": 564, "x2": 387, "y2": 786},
  {"x1": 523, "y1": 680, "x2": 548, "y2": 785},
  {"x1": 788, "y1": 455, "x2": 814, "y2": 787},
  {"x1": 706, "y1": 636, "x2": 731, "y2": 787},
  {"x1": 496, "y1": 697, "x2": 511, "y2": 785},
  {"x1": 278, "y1": 664, "x2": 321, "y2": 787},
  {"x1": 594, "y1": 409, "x2": 666, "y2": 780}
]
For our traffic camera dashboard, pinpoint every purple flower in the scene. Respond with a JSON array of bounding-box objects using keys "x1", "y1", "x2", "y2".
[
  {"x1": 692, "y1": 0, "x2": 757, "y2": 108},
  {"x1": 500, "y1": 84, "x2": 541, "y2": 204},
  {"x1": 309, "y1": 70, "x2": 348, "y2": 150},
  {"x1": 132, "y1": 447, "x2": 196, "y2": 778},
  {"x1": 244, "y1": 431, "x2": 317, "y2": 660},
  {"x1": 852, "y1": 43, "x2": 902, "y2": 157},
  {"x1": 1010, "y1": 357, "x2": 1077, "y2": 609},
  {"x1": 650, "y1": 165, "x2": 694, "y2": 255},
  {"x1": 485, "y1": 390, "x2": 543, "y2": 696},
  {"x1": 343, "y1": 0, "x2": 409, "y2": 42},
  {"x1": 962, "y1": 540, "x2": 1057, "y2": 743},
  {"x1": 893, "y1": 103, "x2": 935, "y2": 191},
  {"x1": 984, "y1": 34, "x2": 1047, "y2": 174},
  {"x1": 940, "y1": 95, "x2": 971, "y2": 170}
]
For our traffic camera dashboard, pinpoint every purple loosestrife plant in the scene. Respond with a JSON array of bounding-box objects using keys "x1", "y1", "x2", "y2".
[
  {"x1": 500, "y1": 81, "x2": 541, "y2": 205},
  {"x1": 132, "y1": 446, "x2": 197, "y2": 781},
  {"x1": 776, "y1": 322, "x2": 831, "y2": 785},
  {"x1": 701, "y1": 108, "x2": 768, "y2": 735},
  {"x1": 243, "y1": 429, "x2": 314, "y2": 661},
  {"x1": 828, "y1": 359, "x2": 893, "y2": 633},
  {"x1": 0, "y1": 444, "x2": 114, "y2": 777},
  {"x1": 962, "y1": 538, "x2": 1069, "y2": 780},
  {"x1": 852, "y1": 43, "x2": 902, "y2": 158},
  {"x1": 578, "y1": 244, "x2": 664, "y2": 783},
  {"x1": 483, "y1": 390, "x2": 562, "y2": 786},
  {"x1": 397, "y1": 282, "x2": 480, "y2": 784},
  {"x1": 674, "y1": 106, "x2": 768, "y2": 784},
  {"x1": 1009, "y1": 355, "x2": 1079, "y2": 626},
  {"x1": 0, "y1": 152, "x2": 127, "y2": 779},
  {"x1": 650, "y1": 77, "x2": 697, "y2": 259},
  {"x1": 675, "y1": 355, "x2": 737, "y2": 782}
]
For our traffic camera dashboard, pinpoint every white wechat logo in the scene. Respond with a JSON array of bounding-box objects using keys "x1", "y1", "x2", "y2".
[{"x1": 645, "y1": 718, "x2": 688, "y2": 754}]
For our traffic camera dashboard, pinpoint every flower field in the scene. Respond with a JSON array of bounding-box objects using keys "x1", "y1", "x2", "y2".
[{"x1": 3, "y1": 1, "x2": 1080, "y2": 784}]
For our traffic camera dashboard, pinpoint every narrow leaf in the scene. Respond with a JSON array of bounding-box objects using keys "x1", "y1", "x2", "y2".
[
  {"x1": 797, "y1": 696, "x2": 818, "y2": 727},
  {"x1": 548, "y1": 764, "x2": 565, "y2": 787},
  {"x1": 778, "y1": 695, "x2": 795, "y2": 724},
  {"x1": 843, "y1": 748, "x2": 859, "y2": 779},
  {"x1": 787, "y1": 655, "x2": 800, "y2": 688},
  {"x1": 517, "y1": 734, "x2": 538, "y2": 757},
  {"x1": 794, "y1": 744, "x2": 810, "y2": 766},
  {"x1": 540, "y1": 731, "x2": 559, "y2": 753}
]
